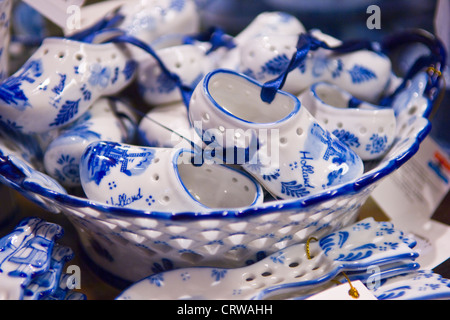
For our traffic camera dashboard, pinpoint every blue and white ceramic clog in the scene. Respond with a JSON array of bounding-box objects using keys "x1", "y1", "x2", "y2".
[
  {"x1": 0, "y1": 37, "x2": 137, "y2": 134},
  {"x1": 299, "y1": 82, "x2": 397, "y2": 160},
  {"x1": 188, "y1": 69, "x2": 364, "y2": 200},
  {"x1": 239, "y1": 30, "x2": 392, "y2": 103},
  {"x1": 115, "y1": 218, "x2": 418, "y2": 300},
  {"x1": 43, "y1": 97, "x2": 138, "y2": 187},
  {"x1": 79, "y1": 141, "x2": 264, "y2": 211},
  {"x1": 0, "y1": 217, "x2": 64, "y2": 300}
]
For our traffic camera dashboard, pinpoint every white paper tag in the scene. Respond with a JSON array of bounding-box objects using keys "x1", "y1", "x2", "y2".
[
  {"x1": 371, "y1": 136, "x2": 450, "y2": 269},
  {"x1": 22, "y1": 0, "x2": 86, "y2": 29},
  {"x1": 306, "y1": 280, "x2": 377, "y2": 300},
  {"x1": 371, "y1": 136, "x2": 450, "y2": 223}
]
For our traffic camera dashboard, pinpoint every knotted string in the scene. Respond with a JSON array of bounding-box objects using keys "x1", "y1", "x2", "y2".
[{"x1": 260, "y1": 32, "x2": 382, "y2": 104}]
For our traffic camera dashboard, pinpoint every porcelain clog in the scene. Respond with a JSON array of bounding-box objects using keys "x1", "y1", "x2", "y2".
[
  {"x1": 0, "y1": 217, "x2": 64, "y2": 300},
  {"x1": 43, "y1": 97, "x2": 138, "y2": 187},
  {"x1": 137, "y1": 43, "x2": 213, "y2": 106},
  {"x1": 214, "y1": 11, "x2": 306, "y2": 70},
  {"x1": 79, "y1": 141, "x2": 264, "y2": 211},
  {"x1": 0, "y1": 37, "x2": 137, "y2": 134},
  {"x1": 138, "y1": 100, "x2": 195, "y2": 149},
  {"x1": 298, "y1": 82, "x2": 397, "y2": 160},
  {"x1": 115, "y1": 218, "x2": 418, "y2": 300},
  {"x1": 239, "y1": 30, "x2": 392, "y2": 102},
  {"x1": 188, "y1": 69, "x2": 364, "y2": 200}
]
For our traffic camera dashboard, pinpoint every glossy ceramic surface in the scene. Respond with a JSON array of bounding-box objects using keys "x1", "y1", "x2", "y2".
[
  {"x1": 43, "y1": 97, "x2": 137, "y2": 187},
  {"x1": 115, "y1": 218, "x2": 418, "y2": 299}
]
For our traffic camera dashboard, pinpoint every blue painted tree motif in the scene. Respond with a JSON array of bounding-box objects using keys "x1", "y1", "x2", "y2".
[
  {"x1": 347, "y1": 65, "x2": 377, "y2": 84},
  {"x1": 49, "y1": 99, "x2": 81, "y2": 127},
  {"x1": 281, "y1": 180, "x2": 310, "y2": 198}
]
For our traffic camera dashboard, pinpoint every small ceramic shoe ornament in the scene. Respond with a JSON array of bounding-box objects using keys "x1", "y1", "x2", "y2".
[
  {"x1": 115, "y1": 218, "x2": 418, "y2": 300},
  {"x1": 79, "y1": 141, "x2": 264, "y2": 212},
  {"x1": 137, "y1": 43, "x2": 213, "y2": 106},
  {"x1": 0, "y1": 37, "x2": 137, "y2": 134},
  {"x1": 188, "y1": 69, "x2": 364, "y2": 200},
  {"x1": 139, "y1": 100, "x2": 195, "y2": 149},
  {"x1": 212, "y1": 11, "x2": 306, "y2": 70},
  {"x1": 299, "y1": 82, "x2": 396, "y2": 160},
  {"x1": 239, "y1": 30, "x2": 392, "y2": 102},
  {"x1": 65, "y1": 0, "x2": 200, "y2": 48},
  {"x1": 43, "y1": 97, "x2": 138, "y2": 188}
]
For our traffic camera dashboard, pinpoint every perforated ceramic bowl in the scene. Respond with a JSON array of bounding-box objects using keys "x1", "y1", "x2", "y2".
[
  {"x1": 0, "y1": 67, "x2": 440, "y2": 286},
  {"x1": 0, "y1": 24, "x2": 445, "y2": 287}
]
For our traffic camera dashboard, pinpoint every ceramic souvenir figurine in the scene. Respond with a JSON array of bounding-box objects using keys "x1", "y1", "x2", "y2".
[
  {"x1": 43, "y1": 97, "x2": 137, "y2": 187},
  {"x1": 115, "y1": 218, "x2": 418, "y2": 300},
  {"x1": 22, "y1": 244, "x2": 74, "y2": 300},
  {"x1": 212, "y1": 11, "x2": 306, "y2": 71},
  {"x1": 239, "y1": 30, "x2": 392, "y2": 103},
  {"x1": 0, "y1": 37, "x2": 137, "y2": 134},
  {"x1": 138, "y1": 100, "x2": 195, "y2": 149},
  {"x1": 137, "y1": 43, "x2": 213, "y2": 106},
  {"x1": 188, "y1": 69, "x2": 364, "y2": 200},
  {"x1": 0, "y1": 0, "x2": 11, "y2": 82},
  {"x1": 79, "y1": 141, "x2": 264, "y2": 212},
  {"x1": 0, "y1": 217, "x2": 64, "y2": 300},
  {"x1": 299, "y1": 82, "x2": 397, "y2": 160}
]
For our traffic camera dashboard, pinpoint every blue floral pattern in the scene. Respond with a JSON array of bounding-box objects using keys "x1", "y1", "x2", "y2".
[{"x1": 88, "y1": 63, "x2": 111, "y2": 88}]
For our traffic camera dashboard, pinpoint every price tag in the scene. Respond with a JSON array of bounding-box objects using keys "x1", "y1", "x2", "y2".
[
  {"x1": 306, "y1": 280, "x2": 377, "y2": 300},
  {"x1": 371, "y1": 136, "x2": 450, "y2": 223},
  {"x1": 22, "y1": 0, "x2": 86, "y2": 29},
  {"x1": 371, "y1": 136, "x2": 450, "y2": 269}
]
